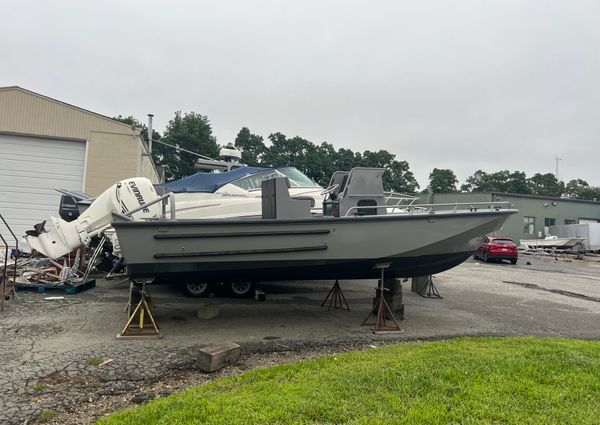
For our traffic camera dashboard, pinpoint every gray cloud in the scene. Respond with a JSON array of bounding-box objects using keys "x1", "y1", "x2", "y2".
[{"x1": 2, "y1": 0, "x2": 599, "y2": 188}]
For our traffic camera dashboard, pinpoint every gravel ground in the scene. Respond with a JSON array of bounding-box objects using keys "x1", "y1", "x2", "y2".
[{"x1": 1, "y1": 254, "x2": 599, "y2": 425}]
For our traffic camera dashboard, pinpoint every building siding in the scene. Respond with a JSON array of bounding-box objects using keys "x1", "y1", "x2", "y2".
[
  {"x1": 0, "y1": 87, "x2": 161, "y2": 195},
  {"x1": 86, "y1": 131, "x2": 141, "y2": 194},
  {"x1": 0, "y1": 87, "x2": 132, "y2": 139}
]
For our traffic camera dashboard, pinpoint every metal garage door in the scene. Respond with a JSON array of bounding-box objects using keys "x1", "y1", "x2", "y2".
[{"x1": 0, "y1": 134, "x2": 86, "y2": 243}]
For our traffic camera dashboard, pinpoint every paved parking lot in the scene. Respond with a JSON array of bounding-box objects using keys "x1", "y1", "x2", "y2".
[{"x1": 1, "y1": 255, "x2": 599, "y2": 424}]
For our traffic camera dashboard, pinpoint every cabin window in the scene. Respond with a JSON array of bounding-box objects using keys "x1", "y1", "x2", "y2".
[
  {"x1": 564, "y1": 219, "x2": 577, "y2": 225},
  {"x1": 523, "y1": 216, "x2": 535, "y2": 235}
]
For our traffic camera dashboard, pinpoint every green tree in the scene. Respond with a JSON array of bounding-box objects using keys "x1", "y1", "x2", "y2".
[
  {"x1": 113, "y1": 115, "x2": 142, "y2": 128},
  {"x1": 355, "y1": 150, "x2": 418, "y2": 192},
  {"x1": 461, "y1": 170, "x2": 531, "y2": 194},
  {"x1": 461, "y1": 170, "x2": 508, "y2": 192},
  {"x1": 385, "y1": 160, "x2": 419, "y2": 193},
  {"x1": 159, "y1": 111, "x2": 219, "y2": 181},
  {"x1": 263, "y1": 135, "x2": 419, "y2": 191},
  {"x1": 564, "y1": 179, "x2": 589, "y2": 199},
  {"x1": 505, "y1": 171, "x2": 530, "y2": 194},
  {"x1": 234, "y1": 127, "x2": 267, "y2": 166},
  {"x1": 306, "y1": 142, "x2": 338, "y2": 186},
  {"x1": 527, "y1": 173, "x2": 564, "y2": 197},
  {"x1": 262, "y1": 133, "x2": 318, "y2": 177},
  {"x1": 334, "y1": 148, "x2": 362, "y2": 172},
  {"x1": 563, "y1": 179, "x2": 600, "y2": 200},
  {"x1": 462, "y1": 170, "x2": 494, "y2": 192},
  {"x1": 361, "y1": 150, "x2": 395, "y2": 169},
  {"x1": 427, "y1": 168, "x2": 458, "y2": 193}
]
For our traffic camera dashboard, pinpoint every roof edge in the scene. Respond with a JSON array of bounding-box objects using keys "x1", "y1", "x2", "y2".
[{"x1": 0, "y1": 86, "x2": 141, "y2": 134}]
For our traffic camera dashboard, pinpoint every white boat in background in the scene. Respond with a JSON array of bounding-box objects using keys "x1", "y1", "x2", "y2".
[
  {"x1": 156, "y1": 166, "x2": 325, "y2": 219},
  {"x1": 27, "y1": 166, "x2": 326, "y2": 259},
  {"x1": 519, "y1": 235, "x2": 586, "y2": 250}
]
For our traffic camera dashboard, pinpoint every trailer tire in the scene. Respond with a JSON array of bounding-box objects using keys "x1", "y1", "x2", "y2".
[
  {"x1": 182, "y1": 282, "x2": 211, "y2": 298},
  {"x1": 229, "y1": 281, "x2": 255, "y2": 298}
]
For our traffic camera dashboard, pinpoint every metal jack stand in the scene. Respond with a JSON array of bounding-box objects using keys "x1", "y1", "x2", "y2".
[
  {"x1": 361, "y1": 263, "x2": 401, "y2": 332},
  {"x1": 117, "y1": 281, "x2": 161, "y2": 339},
  {"x1": 0, "y1": 233, "x2": 9, "y2": 311},
  {"x1": 81, "y1": 237, "x2": 105, "y2": 283},
  {"x1": 321, "y1": 280, "x2": 350, "y2": 311},
  {"x1": 419, "y1": 275, "x2": 442, "y2": 299},
  {"x1": 0, "y1": 213, "x2": 19, "y2": 310}
]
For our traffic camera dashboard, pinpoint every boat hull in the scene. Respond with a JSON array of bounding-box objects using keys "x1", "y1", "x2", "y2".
[
  {"x1": 113, "y1": 209, "x2": 516, "y2": 282},
  {"x1": 520, "y1": 237, "x2": 585, "y2": 249}
]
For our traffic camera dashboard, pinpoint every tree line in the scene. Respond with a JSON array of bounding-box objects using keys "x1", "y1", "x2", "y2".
[
  {"x1": 428, "y1": 169, "x2": 600, "y2": 200},
  {"x1": 115, "y1": 112, "x2": 600, "y2": 201}
]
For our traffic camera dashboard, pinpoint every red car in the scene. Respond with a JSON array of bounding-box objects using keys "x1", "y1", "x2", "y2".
[{"x1": 473, "y1": 236, "x2": 518, "y2": 264}]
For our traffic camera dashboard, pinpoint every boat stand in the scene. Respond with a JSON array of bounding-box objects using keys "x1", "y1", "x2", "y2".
[
  {"x1": 117, "y1": 281, "x2": 161, "y2": 339},
  {"x1": 419, "y1": 275, "x2": 442, "y2": 299},
  {"x1": 0, "y1": 214, "x2": 19, "y2": 310},
  {"x1": 361, "y1": 263, "x2": 401, "y2": 332},
  {"x1": 321, "y1": 280, "x2": 350, "y2": 311}
]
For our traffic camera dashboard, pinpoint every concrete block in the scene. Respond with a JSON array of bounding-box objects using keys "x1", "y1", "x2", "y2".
[
  {"x1": 394, "y1": 303, "x2": 405, "y2": 320},
  {"x1": 383, "y1": 278, "x2": 402, "y2": 295},
  {"x1": 411, "y1": 276, "x2": 429, "y2": 293},
  {"x1": 196, "y1": 304, "x2": 219, "y2": 320},
  {"x1": 196, "y1": 341, "x2": 241, "y2": 372},
  {"x1": 255, "y1": 289, "x2": 266, "y2": 302}
]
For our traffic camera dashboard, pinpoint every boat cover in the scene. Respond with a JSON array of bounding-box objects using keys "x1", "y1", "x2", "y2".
[{"x1": 155, "y1": 166, "x2": 271, "y2": 193}]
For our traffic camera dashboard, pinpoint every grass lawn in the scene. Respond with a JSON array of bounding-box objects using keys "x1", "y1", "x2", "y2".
[{"x1": 98, "y1": 337, "x2": 600, "y2": 424}]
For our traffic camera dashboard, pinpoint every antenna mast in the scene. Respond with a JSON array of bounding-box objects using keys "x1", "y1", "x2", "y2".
[{"x1": 555, "y1": 155, "x2": 563, "y2": 180}]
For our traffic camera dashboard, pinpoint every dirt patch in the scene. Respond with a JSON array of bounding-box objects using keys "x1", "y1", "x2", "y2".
[{"x1": 34, "y1": 340, "x2": 384, "y2": 424}]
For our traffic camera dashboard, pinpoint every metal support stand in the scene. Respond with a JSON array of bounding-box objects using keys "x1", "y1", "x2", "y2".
[
  {"x1": 361, "y1": 263, "x2": 401, "y2": 332},
  {"x1": 117, "y1": 282, "x2": 161, "y2": 339},
  {"x1": 0, "y1": 214, "x2": 19, "y2": 310},
  {"x1": 418, "y1": 275, "x2": 442, "y2": 298},
  {"x1": 321, "y1": 280, "x2": 350, "y2": 311},
  {"x1": 0, "y1": 233, "x2": 8, "y2": 311},
  {"x1": 81, "y1": 237, "x2": 106, "y2": 284}
]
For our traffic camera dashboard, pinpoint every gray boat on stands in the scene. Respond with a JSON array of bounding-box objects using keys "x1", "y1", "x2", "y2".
[{"x1": 113, "y1": 168, "x2": 516, "y2": 282}]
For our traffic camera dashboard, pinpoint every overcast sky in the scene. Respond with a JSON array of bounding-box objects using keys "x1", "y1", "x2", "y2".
[{"x1": 2, "y1": 0, "x2": 599, "y2": 188}]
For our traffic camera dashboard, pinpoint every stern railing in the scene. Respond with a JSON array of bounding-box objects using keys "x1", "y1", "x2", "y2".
[{"x1": 344, "y1": 201, "x2": 511, "y2": 217}]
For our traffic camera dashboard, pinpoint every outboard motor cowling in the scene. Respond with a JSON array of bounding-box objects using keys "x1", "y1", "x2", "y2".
[{"x1": 59, "y1": 195, "x2": 81, "y2": 222}]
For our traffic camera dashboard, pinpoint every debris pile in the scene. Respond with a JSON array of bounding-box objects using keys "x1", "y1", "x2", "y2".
[{"x1": 1, "y1": 253, "x2": 85, "y2": 288}]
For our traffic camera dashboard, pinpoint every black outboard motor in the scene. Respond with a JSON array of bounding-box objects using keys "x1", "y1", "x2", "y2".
[{"x1": 59, "y1": 195, "x2": 81, "y2": 222}]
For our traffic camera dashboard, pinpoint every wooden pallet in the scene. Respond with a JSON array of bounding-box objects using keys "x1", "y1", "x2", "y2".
[{"x1": 15, "y1": 279, "x2": 96, "y2": 295}]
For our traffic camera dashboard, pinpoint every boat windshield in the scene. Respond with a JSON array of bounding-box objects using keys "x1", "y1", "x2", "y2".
[
  {"x1": 277, "y1": 167, "x2": 320, "y2": 188},
  {"x1": 230, "y1": 167, "x2": 320, "y2": 190}
]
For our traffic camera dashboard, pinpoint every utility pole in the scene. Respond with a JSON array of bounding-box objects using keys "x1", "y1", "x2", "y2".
[{"x1": 555, "y1": 155, "x2": 562, "y2": 180}]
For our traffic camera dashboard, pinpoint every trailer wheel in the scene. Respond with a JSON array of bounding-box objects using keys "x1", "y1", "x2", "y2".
[
  {"x1": 229, "y1": 281, "x2": 255, "y2": 298},
  {"x1": 182, "y1": 282, "x2": 211, "y2": 297}
]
